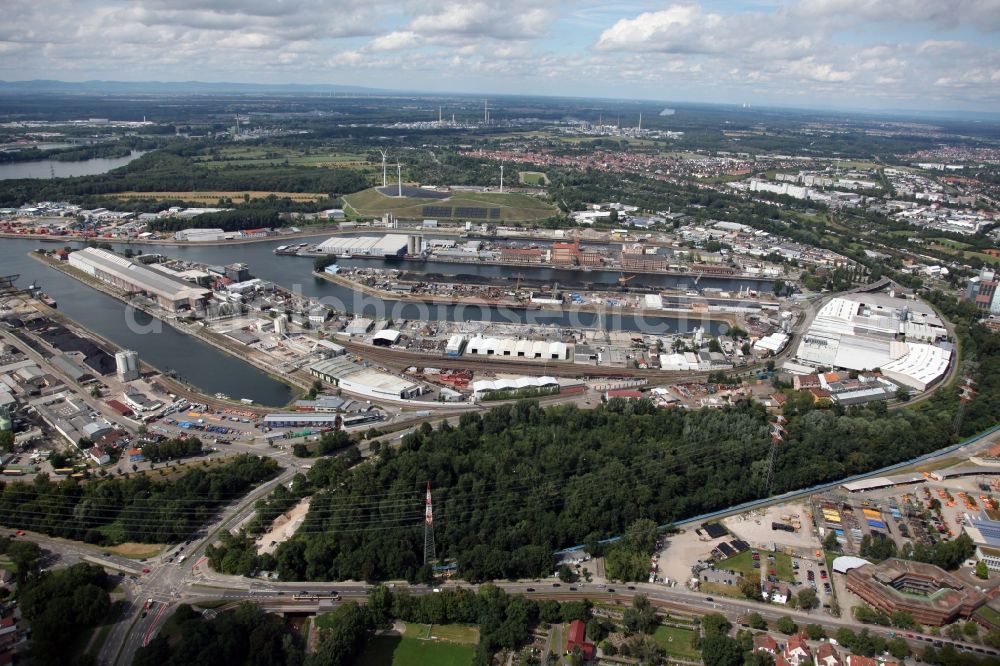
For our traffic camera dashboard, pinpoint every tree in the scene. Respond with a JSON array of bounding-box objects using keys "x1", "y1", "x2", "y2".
[
  {"x1": 963, "y1": 621, "x2": 979, "y2": 639},
  {"x1": 887, "y1": 637, "x2": 911, "y2": 660},
  {"x1": 805, "y1": 624, "x2": 825, "y2": 640},
  {"x1": 8, "y1": 540, "x2": 41, "y2": 583},
  {"x1": 738, "y1": 577, "x2": 762, "y2": 601},
  {"x1": 976, "y1": 561, "x2": 989, "y2": 579},
  {"x1": 776, "y1": 616, "x2": 797, "y2": 635},
  {"x1": 558, "y1": 565, "x2": 576, "y2": 583},
  {"x1": 747, "y1": 612, "x2": 766, "y2": 630},
  {"x1": 823, "y1": 530, "x2": 840, "y2": 552},
  {"x1": 0, "y1": 431, "x2": 13, "y2": 452},
  {"x1": 797, "y1": 588, "x2": 818, "y2": 610},
  {"x1": 624, "y1": 518, "x2": 659, "y2": 552},
  {"x1": 700, "y1": 613, "x2": 731, "y2": 638},
  {"x1": 701, "y1": 634, "x2": 743, "y2": 666},
  {"x1": 622, "y1": 595, "x2": 657, "y2": 635},
  {"x1": 90, "y1": 385, "x2": 102, "y2": 398}
]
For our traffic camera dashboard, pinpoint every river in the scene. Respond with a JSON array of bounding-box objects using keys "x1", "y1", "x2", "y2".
[
  {"x1": 0, "y1": 239, "x2": 294, "y2": 406},
  {"x1": 0, "y1": 151, "x2": 146, "y2": 180}
]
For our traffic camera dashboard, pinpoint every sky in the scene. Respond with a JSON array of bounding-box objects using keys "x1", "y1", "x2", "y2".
[{"x1": 2, "y1": 0, "x2": 999, "y2": 112}]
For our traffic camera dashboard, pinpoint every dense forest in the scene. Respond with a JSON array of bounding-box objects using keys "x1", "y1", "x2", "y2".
[
  {"x1": 0, "y1": 146, "x2": 368, "y2": 207},
  {"x1": 19, "y1": 563, "x2": 112, "y2": 664},
  {"x1": 0, "y1": 454, "x2": 278, "y2": 545},
  {"x1": 135, "y1": 602, "x2": 304, "y2": 666}
]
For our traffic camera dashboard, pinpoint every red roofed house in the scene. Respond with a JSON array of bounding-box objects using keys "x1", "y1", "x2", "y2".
[
  {"x1": 793, "y1": 374, "x2": 821, "y2": 390},
  {"x1": 753, "y1": 634, "x2": 778, "y2": 655},
  {"x1": 814, "y1": 642, "x2": 842, "y2": 666},
  {"x1": 845, "y1": 657, "x2": 878, "y2": 666},
  {"x1": 566, "y1": 619, "x2": 595, "y2": 660},
  {"x1": 784, "y1": 633, "x2": 812, "y2": 666}
]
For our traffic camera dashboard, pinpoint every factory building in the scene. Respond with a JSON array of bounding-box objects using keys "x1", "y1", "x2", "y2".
[
  {"x1": 173, "y1": 228, "x2": 227, "y2": 242},
  {"x1": 793, "y1": 293, "x2": 950, "y2": 391},
  {"x1": 316, "y1": 234, "x2": 408, "y2": 257},
  {"x1": 465, "y1": 337, "x2": 569, "y2": 360},
  {"x1": 115, "y1": 350, "x2": 140, "y2": 383},
  {"x1": 308, "y1": 358, "x2": 424, "y2": 400},
  {"x1": 473, "y1": 376, "x2": 558, "y2": 399},
  {"x1": 69, "y1": 248, "x2": 211, "y2": 312}
]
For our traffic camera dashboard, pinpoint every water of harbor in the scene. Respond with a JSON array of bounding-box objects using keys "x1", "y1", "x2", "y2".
[
  {"x1": 0, "y1": 151, "x2": 146, "y2": 180},
  {"x1": 0, "y1": 239, "x2": 294, "y2": 406},
  {"x1": 115, "y1": 238, "x2": 743, "y2": 335}
]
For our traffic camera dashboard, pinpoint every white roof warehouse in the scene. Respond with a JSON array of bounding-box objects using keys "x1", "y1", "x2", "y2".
[{"x1": 68, "y1": 247, "x2": 211, "y2": 312}]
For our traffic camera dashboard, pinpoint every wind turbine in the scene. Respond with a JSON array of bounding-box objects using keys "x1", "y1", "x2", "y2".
[
  {"x1": 377, "y1": 148, "x2": 388, "y2": 189},
  {"x1": 499, "y1": 161, "x2": 505, "y2": 194}
]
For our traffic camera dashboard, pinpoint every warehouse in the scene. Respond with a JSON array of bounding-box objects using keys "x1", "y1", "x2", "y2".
[
  {"x1": 337, "y1": 368, "x2": 423, "y2": 400},
  {"x1": 465, "y1": 337, "x2": 568, "y2": 360},
  {"x1": 68, "y1": 248, "x2": 211, "y2": 312},
  {"x1": 316, "y1": 234, "x2": 408, "y2": 257},
  {"x1": 445, "y1": 334, "x2": 466, "y2": 357},
  {"x1": 472, "y1": 376, "x2": 558, "y2": 399},
  {"x1": 372, "y1": 329, "x2": 401, "y2": 347},
  {"x1": 308, "y1": 358, "x2": 424, "y2": 401},
  {"x1": 793, "y1": 293, "x2": 951, "y2": 391}
]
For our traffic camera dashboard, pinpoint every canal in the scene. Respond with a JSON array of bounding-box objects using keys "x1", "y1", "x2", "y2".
[
  {"x1": 0, "y1": 239, "x2": 294, "y2": 406},
  {"x1": 121, "y1": 237, "x2": 742, "y2": 335}
]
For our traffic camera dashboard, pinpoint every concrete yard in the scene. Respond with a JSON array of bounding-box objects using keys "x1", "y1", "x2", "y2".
[
  {"x1": 256, "y1": 497, "x2": 311, "y2": 555},
  {"x1": 657, "y1": 528, "x2": 728, "y2": 585},
  {"x1": 723, "y1": 503, "x2": 822, "y2": 551}
]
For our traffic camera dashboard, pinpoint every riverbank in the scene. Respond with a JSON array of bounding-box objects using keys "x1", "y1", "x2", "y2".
[
  {"x1": 312, "y1": 269, "x2": 739, "y2": 326},
  {"x1": 29, "y1": 251, "x2": 305, "y2": 407}
]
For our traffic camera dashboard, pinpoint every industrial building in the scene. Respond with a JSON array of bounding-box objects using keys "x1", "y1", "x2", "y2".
[
  {"x1": 262, "y1": 413, "x2": 340, "y2": 428},
  {"x1": 173, "y1": 228, "x2": 227, "y2": 242},
  {"x1": 793, "y1": 293, "x2": 950, "y2": 391},
  {"x1": 465, "y1": 337, "x2": 569, "y2": 360},
  {"x1": 68, "y1": 248, "x2": 211, "y2": 312},
  {"x1": 115, "y1": 350, "x2": 139, "y2": 383},
  {"x1": 845, "y1": 559, "x2": 986, "y2": 625},
  {"x1": 316, "y1": 234, "x2": 409, "y2": 257},
  {"x1": 308, "y1": 358, "x2": 424, "y2": 400},
  {"x1": 472, "y1": 376, "x2": 558, "y2": 399}
]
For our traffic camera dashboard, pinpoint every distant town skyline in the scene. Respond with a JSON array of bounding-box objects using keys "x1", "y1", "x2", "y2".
[{"x1": 2, "y1": 0, "x2": 998, "y2": 112}]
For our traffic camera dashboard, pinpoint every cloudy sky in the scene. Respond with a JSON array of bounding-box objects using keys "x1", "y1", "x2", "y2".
[{"x1": 2, "y1": 0, "x2": 999, "y2": 111}]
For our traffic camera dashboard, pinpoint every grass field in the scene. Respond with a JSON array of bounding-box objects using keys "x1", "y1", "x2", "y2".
[
  {"x1": 190, "y1": 146, "x2": 372, "y2": 170},
  {"x1": 112, "y1": 191, "x2": 328, "y2": 203},
  {"x1": 652, "y1": 625, "x2": 700, "y2": 660},
  {"x1": 356, "y1": 622, "x2": 477, "y2": 666},
  {"x1": 104, "y1": 543, "x2": 165, "y2": 559},
  {"x1": 518, "y1": 171, "x2": 549, "y2": 185},
  {"x1": 342, "y1": 186, "x2": 558, "y2": 222},
  {"x1": 718, "y1": 550, "x2": 795, "y2": 582}
]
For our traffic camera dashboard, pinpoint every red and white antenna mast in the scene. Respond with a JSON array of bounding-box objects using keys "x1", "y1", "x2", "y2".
[{"x1": 423, "y1": 482, "x2": 436, "y2": 564}]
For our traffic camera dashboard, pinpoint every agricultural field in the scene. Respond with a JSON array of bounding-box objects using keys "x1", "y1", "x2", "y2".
[
  {"x1": 342, "y1": 186, "x2": 558, "y2": 222},
  {"x1": 652, "y1": 625, "x2": 700, "y2": 660},
  {"x1": 190, "y1": 145, "x2": 373, "y2": 170},
  {"x1": 518, "y1": 171, "x2": 549, "y2": 185},
  {"x1": 112, "y1": 191, "x2": 329, "y2": 203},
  {"x1": 357, "y1": 622, "x2": 477, "y2": 666}
]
